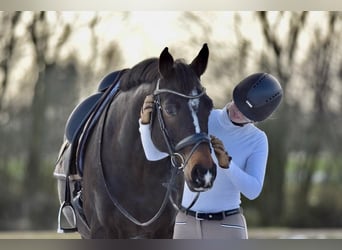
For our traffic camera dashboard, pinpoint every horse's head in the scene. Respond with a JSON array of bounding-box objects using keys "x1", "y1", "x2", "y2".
[{"x1": 151, "y1": 44, "x2": 216, "y2": 192}]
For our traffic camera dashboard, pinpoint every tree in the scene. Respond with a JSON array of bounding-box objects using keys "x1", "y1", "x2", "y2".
[
  {"x1": 287, "y1": 12, "x2": 342, "y2": 227},
  {"x1": 250, "y1": 11, "x2": 308, "y2": 226},
  {"x1": 0, "y1": 12, "x2": 21, "y2": 112}
]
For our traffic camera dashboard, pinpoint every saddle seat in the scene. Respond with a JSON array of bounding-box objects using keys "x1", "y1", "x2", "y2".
[{"x1": 65, "y1": 70, "x2": 123, "y2": 143}]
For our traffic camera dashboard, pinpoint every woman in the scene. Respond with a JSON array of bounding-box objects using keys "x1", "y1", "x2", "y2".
[{"x1": 139, "y1": 73, "x2": 283, "y2": 239}]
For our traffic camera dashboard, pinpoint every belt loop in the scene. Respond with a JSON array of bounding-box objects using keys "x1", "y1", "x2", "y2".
[{"x1": 195, "y1": 212, "x2": 204, "y2": 221}]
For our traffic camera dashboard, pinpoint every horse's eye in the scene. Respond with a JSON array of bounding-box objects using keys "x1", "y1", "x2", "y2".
[{"x1": 164, "y1": 103, "x2": 178, "y2": 116}]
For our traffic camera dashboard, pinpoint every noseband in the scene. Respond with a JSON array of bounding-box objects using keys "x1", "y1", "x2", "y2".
[{"x1": 153, "y1": 79, "x2": 210, "y2": 170}]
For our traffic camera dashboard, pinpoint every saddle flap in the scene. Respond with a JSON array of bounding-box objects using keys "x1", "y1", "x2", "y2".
[{"x1": 65, "y1": 92, "x2": 102, "y2": 143}]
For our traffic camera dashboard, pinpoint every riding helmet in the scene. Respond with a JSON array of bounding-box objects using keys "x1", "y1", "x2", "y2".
[{"x1": 233, "y1": 73, "x2": 283, "y2": 122}]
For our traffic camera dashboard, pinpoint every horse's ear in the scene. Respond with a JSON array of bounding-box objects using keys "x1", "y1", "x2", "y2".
[
  {"x1": 190, "y1": 43, "x2": 209, "y2": 78},
  {"x1": 159, "y1": 47, "x2": 174, "y2": 78}
]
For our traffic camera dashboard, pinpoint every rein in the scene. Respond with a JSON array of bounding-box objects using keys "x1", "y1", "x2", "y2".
[{"x1": 97, "y1": 79, "x2": 209, "y2": 227}]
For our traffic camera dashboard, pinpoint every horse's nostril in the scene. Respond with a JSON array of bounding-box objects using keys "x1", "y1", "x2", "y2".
[{"x1": 191, "y1": 165, "x2": 215, "y2": 188}]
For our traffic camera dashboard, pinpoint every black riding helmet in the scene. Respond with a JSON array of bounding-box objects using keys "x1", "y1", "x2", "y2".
[{"x1": 233, "y1": 73, "x2": 283, "y2": 122}]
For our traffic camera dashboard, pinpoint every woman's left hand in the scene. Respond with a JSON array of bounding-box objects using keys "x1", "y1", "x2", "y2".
[
  {"x1": 210, "y1": 135, "x2": 231, "y2": 169},
  {"x1": 140, "y1": 95, "x2": 154, "y2": 124}
]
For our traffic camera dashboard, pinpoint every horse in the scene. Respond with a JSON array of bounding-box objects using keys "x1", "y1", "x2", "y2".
[{"x1": 54, "y1": 43, "x2": 217, "y2": 238}]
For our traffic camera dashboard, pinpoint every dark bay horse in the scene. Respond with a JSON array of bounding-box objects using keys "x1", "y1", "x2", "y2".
[{"x1": 55, "y1": 44, "x2": 217, "y2": 238}]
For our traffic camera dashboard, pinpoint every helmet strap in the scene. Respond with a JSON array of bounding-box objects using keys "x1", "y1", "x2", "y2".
[{"x1": 231, "y1": 120, "x2": 249, "y2": 127}]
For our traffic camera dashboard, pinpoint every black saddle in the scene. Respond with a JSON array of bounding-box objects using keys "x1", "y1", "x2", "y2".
[
  {"x1": 65, "y1": 70, "x2": 124, "y2": 143},
  {"x1": 65, "y1": 92, "x2": 102, "y2": 143}
]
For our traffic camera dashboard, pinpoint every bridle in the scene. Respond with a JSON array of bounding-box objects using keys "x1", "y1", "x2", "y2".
[
  {"x1": 152, "y1": 79, "x2": 211, "y2": 214},
  {"x1": 97, "y1": 78, "x2": 211, "y2": 227},
  {"x1": 153, "y1": 79, "x2": 211, "y2": 170}
]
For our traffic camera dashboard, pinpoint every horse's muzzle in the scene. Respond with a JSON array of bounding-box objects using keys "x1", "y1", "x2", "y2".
[
  {"x1": 173, "y1": 132, "x2": 216, "y2": 192},
  {"x1": 189, "y1": 163, "x2": 217, "y2": 192}
]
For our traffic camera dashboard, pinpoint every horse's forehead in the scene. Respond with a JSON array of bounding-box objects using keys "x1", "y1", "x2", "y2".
[
  {"x1": 189, "y1": 88, "x2": 200, "y2": 109},
  {"x1": 164, "y1": 76, "x2": 200, "y2": 93},
  {"x1": 165, "y1": 63, "x2": 200, "y2": 86}
]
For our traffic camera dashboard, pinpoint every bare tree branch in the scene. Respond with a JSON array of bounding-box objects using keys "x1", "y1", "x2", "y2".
[{"x1": 0, "y1": 11, "x2": 21, "y2": 111}]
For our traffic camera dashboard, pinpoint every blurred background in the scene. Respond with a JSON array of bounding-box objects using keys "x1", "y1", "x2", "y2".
[{"x1": 0, "y1": 11, "x2": 341, "y2": 237}]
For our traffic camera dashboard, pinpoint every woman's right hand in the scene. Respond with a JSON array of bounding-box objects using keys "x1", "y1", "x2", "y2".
[{"x1": 140, "y1": 95, "x2": 154, "y2": 124}]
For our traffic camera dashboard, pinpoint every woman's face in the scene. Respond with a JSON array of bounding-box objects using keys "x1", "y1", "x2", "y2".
[{"x1": 226, "y1": 101, "x2": 253, "y2": 124}]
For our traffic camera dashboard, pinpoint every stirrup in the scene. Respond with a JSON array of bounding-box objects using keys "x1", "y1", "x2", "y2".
[{"x1": 57, "y1": 201, "x2": 78, "y2": 233}]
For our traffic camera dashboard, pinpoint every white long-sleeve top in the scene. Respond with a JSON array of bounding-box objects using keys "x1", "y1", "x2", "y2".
[{"x1": 139, "y1": 106, "x2": 268, "y2": 213}]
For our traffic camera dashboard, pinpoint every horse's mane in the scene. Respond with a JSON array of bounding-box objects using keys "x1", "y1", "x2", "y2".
[
  {"x1": 119, "y1": 57, "x2": 202, "y2": 93},
  {"x1": 120, "y1": 58, "x2": 159, "y2": 91},
  {"x1": 172, "y1": 59, "x2": 202, "y2": 93}
]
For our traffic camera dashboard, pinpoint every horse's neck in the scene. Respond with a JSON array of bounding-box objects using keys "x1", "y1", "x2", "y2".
[{"x1": 104, "y1": 88, "x2": 150, "y2": 158}]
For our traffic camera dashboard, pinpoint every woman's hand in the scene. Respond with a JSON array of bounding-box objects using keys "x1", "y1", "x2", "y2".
[
  {"x1": 210, "y1": 135, "x2": 232, "y2": 169},
  {"x1": 140, "y1": 95, "x2": 154, "y2": 124}
]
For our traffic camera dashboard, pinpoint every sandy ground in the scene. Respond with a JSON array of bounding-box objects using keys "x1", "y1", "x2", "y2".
[{"x1": 0, "y1": 228, "x2": 341, "y2": 239}]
